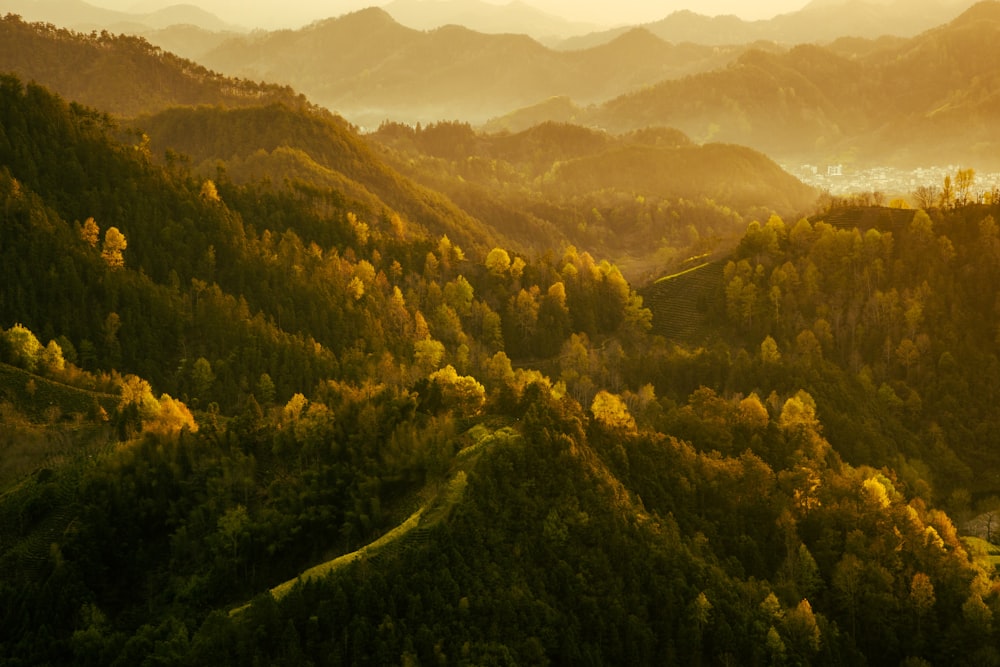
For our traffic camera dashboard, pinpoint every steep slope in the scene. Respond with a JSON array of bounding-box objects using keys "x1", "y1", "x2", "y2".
[
  {"x1": 864, "y1": 0, "x2": 1000, "y2": 164},
  {"x1": 541, "y1": 142, "x2": 817, "y2": 213},
  {"x1": 136, "y1": 104, "x2": 505, "y2": 256}
]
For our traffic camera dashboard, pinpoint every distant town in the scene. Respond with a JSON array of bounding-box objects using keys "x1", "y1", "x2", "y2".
[{"x1": 786, "y1": 163, "x2": 1000, "y2": 199}]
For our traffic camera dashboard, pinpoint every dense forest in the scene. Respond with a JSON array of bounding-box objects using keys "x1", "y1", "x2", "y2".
[{"x1": 1, "y1": 11, "x2": 1000, "y2": 667}]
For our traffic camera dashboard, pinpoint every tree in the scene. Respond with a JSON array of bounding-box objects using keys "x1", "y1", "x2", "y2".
[
  {"x1": 256, "y1": 373, "x2": 276, "y2": 406},
  {"x1": 782, "y1": 599, "x2": 821, "y2": 660},
  {"x1": 909, "y1": 572, "x2": 935, "y2": 637},
  {"x1": 912, "y1": 185, "x2": 939, "y2": 210},
  {"x1": 414, "y1": 337, "x2": 446, "y2": 376},
  {"x1": 200, "y1": 179, "x2": 220, "y2": 202},
  {"x1": 119, "y1": 374, "x2": 159, "y2": 422},
  {"x1": 145, "y1": 394, "x2": 197, "y2": 434},
  {"x1": 735, "y1": 393, "x2": 770, "y2": 432},
  {"x1": 80, "y1": 216, "x2": 99, "y2": 247},
  {"x1": 443, "y1": 275, "x2": 474, "y2": 317},
  {"x1": 191, "y1": 357, "x2": 215, "y2": 399},
  {"x1": 954, "y1": 168, "x2": 975, "y2": 206},
  {"x1": 101, "y1": 226, "x2": 127, "y2": 269},
  {"x1": 591, "y1": 390, "x2": 636, "y2": 431},
  {"x1": 217, "y1": 504, "x2": 248, "y2": 561},
  {"x1": 939, "y1": 175, "x2": 953, "y2": 208},
  {"x1": 485, "y1": 247, "x2": 512, "y2": 276},
  {"x1": 39, "y1": 339, "x2": 66, "y2": 374},
  {"x1": 429, "y1": 365, "x2": 486, "y2": 416},
  {"x1": 761, "y1": 336, "x2": 781, "y2": 364},
  {"x1": 3, "y1": 323, "x2": 42, "y2": 371}
]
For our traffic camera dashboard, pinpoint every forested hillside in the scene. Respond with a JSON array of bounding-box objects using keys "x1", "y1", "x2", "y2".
[
  {"x1": 369, "y1": 120, "x2": 817, "y2": 280},
  {"x1": 2, "y1": 7, "x2": 1000, "y2": 666}
]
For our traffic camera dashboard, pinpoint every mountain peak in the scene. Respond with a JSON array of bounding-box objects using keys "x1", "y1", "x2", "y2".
[{"x1": 949, "y1": 0, "x2": 1000, "y2": 24}]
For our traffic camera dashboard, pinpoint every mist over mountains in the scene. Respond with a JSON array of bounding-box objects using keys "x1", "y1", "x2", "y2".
[{"x1": 176, "y1": 0, "x2": 1000, "y2": 169}]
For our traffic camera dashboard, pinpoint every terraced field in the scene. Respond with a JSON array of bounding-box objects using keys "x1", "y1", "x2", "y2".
[
  {"x1": 0, "y1": 362, "x2": 118, "y2": 423},
  {"x1": 640, "y1": 261, "x2": 725, "y2": 343},
  {"x1": 815, "y1": 206, "x2": 916, "y2": 232}
]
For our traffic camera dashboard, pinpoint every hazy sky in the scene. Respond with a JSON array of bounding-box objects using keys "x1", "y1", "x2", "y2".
[{"x1": 104, "y1": 1, "x2": 813, "y2": 29}]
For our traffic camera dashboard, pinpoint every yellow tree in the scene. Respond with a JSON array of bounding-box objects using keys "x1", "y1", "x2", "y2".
[
  {"x1": 101, "y1": 226, "x2": 127, "y2": 269},
  {"x1": 80, "y1": 216, "x2": 99, "y2": 247},
  {"x1": 591, "y1": 390, "x2": 636, "y2": 431},
  {"x1": 954, "y1": 168, "x2": 976, "y2": 206},
  {"x1": 429, "y1": 365, "x2": 486, "y2": 416}
]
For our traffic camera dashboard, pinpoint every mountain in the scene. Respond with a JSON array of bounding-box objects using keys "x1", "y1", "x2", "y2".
[
  {"x1": 196, "y1": 8, "x2": 749, "y2": 128},
  {"x1": 3, "y1": 0, "x2": 239, "y2": 32},
  {"x1": 557, "y1": 0, "x2": 976, "y2": 49},
  {"x1": 503, "y1": 2, "x2": 1000, "y2": 169},
  {"x1": 133, "y1": 22, "x2": 237, "y2": 63},
  {"x1": 383, "y1": 0, "x2": 600, "y2": 43}
]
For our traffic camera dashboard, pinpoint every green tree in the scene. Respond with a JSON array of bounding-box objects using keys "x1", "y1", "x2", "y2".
[
  {"x1": 191, "y1": 357, "x2": 215, "y2": 400},
  {"x1": 256, "y1": 373, "x2": 276, "y2": 406}
]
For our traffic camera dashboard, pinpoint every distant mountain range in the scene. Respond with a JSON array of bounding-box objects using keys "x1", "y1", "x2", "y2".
[
  {"x1": 382, "y1": 0, "x2": 600, "y2": 43},
  {"x1": 4, "y1": 0, "x2": 239, "y2": 32},
  {"x1": 558, "y1": 0, "x2": 976, "y2": 49},
  {"x1": 193, "y1": 8, "x2": 758, "y2": 128}
]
